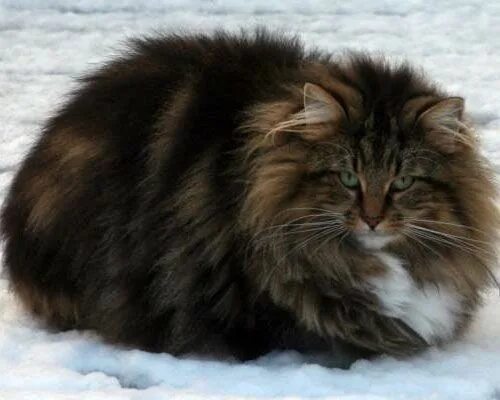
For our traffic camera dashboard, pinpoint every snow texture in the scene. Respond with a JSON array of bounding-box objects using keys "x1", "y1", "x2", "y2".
[{"x1": 1, "y1": 1, "x2": 500, "y2": 399}]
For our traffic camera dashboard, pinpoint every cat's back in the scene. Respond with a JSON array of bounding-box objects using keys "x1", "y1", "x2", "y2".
[
  {"x1": 16, "y1": 31, "x2": 309, "y2": 187},
  {"x1": 44, "y1": 31, "x2": 307, "y2": 139},
  {"x1": 0, "y1": 31, "x2": 311, "y2": 341},
  {"x1": 2, "y1": 31, "x2": 309, "y2": 230}
]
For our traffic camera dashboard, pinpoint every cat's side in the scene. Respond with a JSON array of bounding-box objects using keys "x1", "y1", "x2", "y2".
[{"x1": 1, "y1": 31, "x2": 498, "y2": 362}]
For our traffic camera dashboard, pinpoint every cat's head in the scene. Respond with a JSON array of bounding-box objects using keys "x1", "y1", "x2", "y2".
[
  {"x1": 283, "y1": 83, "x2": 472, "y2": 251},
  {"x1": 241, "y1": 56, "x2": 498, "y2": 283}
]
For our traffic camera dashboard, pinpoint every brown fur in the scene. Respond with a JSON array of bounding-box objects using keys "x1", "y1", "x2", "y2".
[
  {"x1": 2, "y1": 32, "x2": 498, "y2": 361},
  {"x1": 239, "y1": 58, "x2": 499, "y2": 353},
  {"x1": 13, "y1": 280, "x2": 80, "y2": 329},
  {"x1": 22, "y1": 127, "x2": 104, "y2": 230}
]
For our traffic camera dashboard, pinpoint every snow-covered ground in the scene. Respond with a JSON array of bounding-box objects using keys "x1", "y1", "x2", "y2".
[{"x1": 1, "y1": 1, "x2": 500, "y2": 399}]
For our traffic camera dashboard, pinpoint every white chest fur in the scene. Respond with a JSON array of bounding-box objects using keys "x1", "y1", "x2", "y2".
[{"x1": 368, "y1": 252, "x2": 462, "y2": 344}]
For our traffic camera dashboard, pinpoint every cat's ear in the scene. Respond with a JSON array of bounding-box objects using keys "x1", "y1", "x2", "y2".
[
  {"x1": 266, "y1": 83, "x2": 346, "y2": 146},
  {"x1": 303, "y1": 83, "x2": 346, "y2": 125},
  {"x1": 416, "y1": 97, "x2": 471, "y2": 153}
]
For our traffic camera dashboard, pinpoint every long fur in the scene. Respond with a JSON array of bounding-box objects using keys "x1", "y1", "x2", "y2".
[{"x1": 1, "y1": 31, "x2": 498, "y2": 362}]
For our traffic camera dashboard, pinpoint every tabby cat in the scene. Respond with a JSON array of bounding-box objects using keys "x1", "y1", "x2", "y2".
[{"x1": 2, "y1": 31, "x2": 498, "y2": 363}]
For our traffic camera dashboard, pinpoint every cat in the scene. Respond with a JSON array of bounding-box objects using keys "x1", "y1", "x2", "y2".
[{"x1": 1, "y1": 30, "x2": 498, "y2": 363}]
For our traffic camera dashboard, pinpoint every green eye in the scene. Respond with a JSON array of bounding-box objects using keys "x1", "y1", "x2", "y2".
[
  {"x1": 339, "y1": 171, "x2": 359, "y2": 188},
  {"x1": 392, "y1": 176, "x2": 415, "y2": 191}
]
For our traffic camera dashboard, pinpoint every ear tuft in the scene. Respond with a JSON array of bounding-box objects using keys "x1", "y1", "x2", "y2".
[
  {"x1": 303, "y1": 83, "x2": 346, "y2": 125},
  {"x1": 417, "y1": 97, "x2": 470, "y2": 153},
  {"x1": 266, "y1": 83, "x2": 346, "y2": 145},
  {"x1": 418, "y1": 97, "x2": 464, "y2": 130}
]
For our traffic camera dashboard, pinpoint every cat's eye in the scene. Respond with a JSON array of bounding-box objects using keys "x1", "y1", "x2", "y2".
[
  {"x1": 339, "y1": 171, "x2": 359, "y2": 189},
  {"x1": 392, "y1": 176, "x2": 415, "y2": 191}
]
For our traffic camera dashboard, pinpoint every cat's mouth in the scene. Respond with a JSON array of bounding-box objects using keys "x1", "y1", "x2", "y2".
[{"x1": 354, "y1": 231, "x2": 396, "y2": 250}]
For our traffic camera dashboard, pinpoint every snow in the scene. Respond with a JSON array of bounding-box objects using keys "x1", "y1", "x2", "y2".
[{"x1": 1, "y1": 1, "x2": 500, "y2": 399}]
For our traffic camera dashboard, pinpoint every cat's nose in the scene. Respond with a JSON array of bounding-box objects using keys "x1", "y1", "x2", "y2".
[{"x1": 362, "y1": 215, "x2": 383, "y2": 230}]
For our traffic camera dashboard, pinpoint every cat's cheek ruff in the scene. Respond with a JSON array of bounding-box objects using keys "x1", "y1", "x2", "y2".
[{"x1": 368, "y1": 252, "x2": 462, "y2": 344}]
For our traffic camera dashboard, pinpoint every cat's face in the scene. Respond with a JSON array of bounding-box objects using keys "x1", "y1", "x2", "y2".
[
  {"x1": 243, "y1": 80, "x2": 490, "y2": 260},
  {"x1": 303, "y1": 129, "x2": 458, "y2": 250}
]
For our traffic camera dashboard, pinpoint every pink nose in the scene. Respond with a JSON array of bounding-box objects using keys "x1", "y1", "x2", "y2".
[{"x1": 362, "y1": 215, "x2": 383, "y2": 230}]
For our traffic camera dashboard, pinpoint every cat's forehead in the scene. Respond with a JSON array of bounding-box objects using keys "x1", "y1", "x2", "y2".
[
  {"x1": 349, "y1": 109, "x2": 405, "y2": 172},
  {"x1": 355, "y1": 132, "x2": 400, "y2": 175}
]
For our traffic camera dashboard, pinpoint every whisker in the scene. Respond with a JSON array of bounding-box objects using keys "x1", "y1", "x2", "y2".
[
  {"x1": 253, "y1": 213, "x2": 331, "y2": 238},
  {"x1": 402, "y1": 231, "x2": 443, "y2": 259},
  {"x1": 408, "y1": 231, "x2": 479, "y2": 259},
  {"x1": 337, "y1": 231, "x2": 350, "y2": 248},
  {"x1": 263, "y1": 208, "x2": 343, "y2": 230},
  {"x1": 290, "y1": 227, "x2": 344, "y2": 255},
  {"x1": 403, "y1": 218, "x2": 489, "y2": 236},
  {"x1": 313, "y1": 227, "x2": 348, "y2": 255},
  {"x1": 406, "y1": 227, "x2": 493, "y2": 260},
  {"x1": 405, "y1": 228, "x2": 500, "y2": 291},
  {"x1": 261, "y1": 227, "x2": 343, "y2": 288},
  {"x1": 408, "y1": 229, "x2": 483, "y2": 253},
  {"x1": 266, "y1": 220, "x2": 344, "y2": 231},
  {"x1": 254, "y1": 224, "x2": 344, "y2": 245},
  {"x1": 407, "y1": 224, "x2": 494, "y2": 252},
  {"x1": 278, "y1": 207, "x2": 344, "y2": 215},
  {"x1": 276, "y1": 226, "x2": 345, "y2": 266}
]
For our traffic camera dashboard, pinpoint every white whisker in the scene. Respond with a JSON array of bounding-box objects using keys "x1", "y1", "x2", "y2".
[
  {"x1": 403, "y1": 217, "x2": 488, "y2": 236},
  {"x1": 402, "y1": 230, "x2": 443, "y2": 260},
  {"x1": 407, "y1": 224, "x2": 494, "y2": 251},
  {"x1": 406, "y1": 226, "x2": 493, "y2": 260}
]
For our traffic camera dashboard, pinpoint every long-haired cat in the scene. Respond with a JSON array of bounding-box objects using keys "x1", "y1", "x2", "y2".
[{"x1": 1, "y1": 30, "x2": 498, "y2": 362}]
